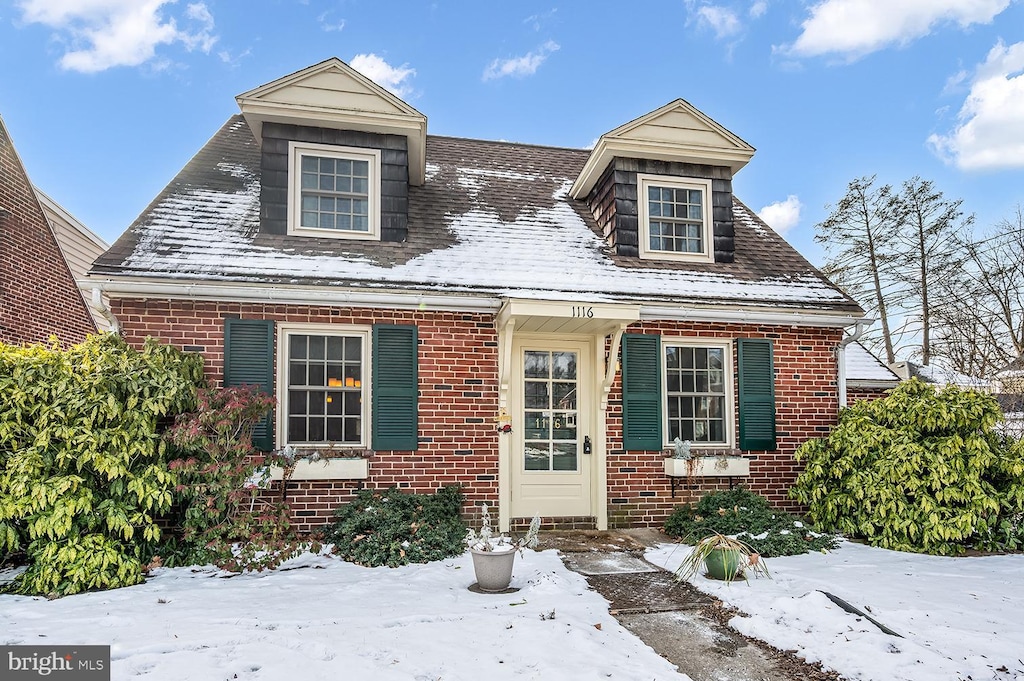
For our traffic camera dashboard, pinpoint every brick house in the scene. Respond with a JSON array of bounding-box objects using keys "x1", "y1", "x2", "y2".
[
  {"x1": 0, "y1": 115, "x2": 97, "y2": 345},
  {"x1": 87, "y1": 59, "x2": 864, "y2": 532}
]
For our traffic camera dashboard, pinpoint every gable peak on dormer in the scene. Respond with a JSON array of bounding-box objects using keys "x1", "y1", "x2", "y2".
[
  {"x1": 235, "y1": 57, "x2": 428, "y2": 185},
  {"x1": 570, "y1": 99, "x2": 754, "y2": 199}
]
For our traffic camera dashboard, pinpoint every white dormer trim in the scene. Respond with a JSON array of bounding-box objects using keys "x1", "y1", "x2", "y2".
[
  {"x1": 570, "y1": 99, "x2": 755, "y2": 199},
  {"x1": 236, "y1": 57, "x2": 428, "y2": 185}
]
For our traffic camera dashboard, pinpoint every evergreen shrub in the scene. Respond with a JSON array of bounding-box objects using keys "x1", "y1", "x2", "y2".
[
  {"x1": 664, "y1": 488, "x2": 838, "y2": 557},
  {"x1": 0, "y1": 335, "x2": 202, "y2": 595},
  {"x1": 791, "y1": 379, "x2": 1024, "y2": 555},
  {"x1": 325, "y1": 486, "x2": 467, "y2": 567}
]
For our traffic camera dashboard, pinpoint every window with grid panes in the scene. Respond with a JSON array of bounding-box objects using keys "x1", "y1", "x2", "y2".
[
  {"x1": 285, "y1": 332, "x2": 365, "y2": 445},
  {"x1": 664, "y1": 343, "x2": 729, "y2": 444},
  {"x1": 288, "y1": 142, "x2": 379, "y2": 239},
  {"x1": 638, "y1": 175, "x2": 714, "y2": 262}
]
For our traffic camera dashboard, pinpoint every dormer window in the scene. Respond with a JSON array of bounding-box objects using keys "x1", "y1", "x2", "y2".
[
  {"x1": 638, "y1": 175, "x2": 714, "y2": 263},
  {"x1": 288, "y1": 141, "x2": 381, "y2": 240}
]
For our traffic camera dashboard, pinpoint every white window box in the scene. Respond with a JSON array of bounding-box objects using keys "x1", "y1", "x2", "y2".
[
  {"x1": 268, "y1": 458, "x2": 370, "y2": 481},
  {"x1": 664, "y1": 456, "x2": 749, "y2": 477}
]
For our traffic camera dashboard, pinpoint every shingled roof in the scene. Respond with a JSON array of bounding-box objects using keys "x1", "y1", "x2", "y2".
[{"x1": 91, "y1": 115, "x2": 861, "y2": 314}]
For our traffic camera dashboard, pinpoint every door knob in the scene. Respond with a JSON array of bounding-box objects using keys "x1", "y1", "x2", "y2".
[{"x1": 583, "y1": 436, "x2": 592, "y2": 454}]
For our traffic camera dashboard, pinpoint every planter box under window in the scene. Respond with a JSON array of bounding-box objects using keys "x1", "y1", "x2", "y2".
[
  {"x1": 267, "y1": 458, "x2": 370, "y2": 481},
  {"x1": 664, "y1": 456, "x2": 750, "y2": 478}
]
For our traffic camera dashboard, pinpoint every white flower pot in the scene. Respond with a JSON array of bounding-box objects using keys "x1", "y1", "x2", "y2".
[{"x1": 469, "y1": 548, "x2": 517, "y2": 592}]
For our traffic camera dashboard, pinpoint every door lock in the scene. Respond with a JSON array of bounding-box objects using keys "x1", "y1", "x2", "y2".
[{"x1": 583, "y1": 436, "x2": 592, "y2": 454}]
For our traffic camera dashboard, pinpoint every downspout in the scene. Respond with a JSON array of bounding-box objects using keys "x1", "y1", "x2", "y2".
[
  {"x1": 837, "y1": 319, "x2": 871, "y2": 408},
  {"x1": 89, "y1": 286, "x2": 121, "y2": 334}
]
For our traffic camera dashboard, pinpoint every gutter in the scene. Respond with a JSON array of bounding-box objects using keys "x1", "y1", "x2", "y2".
[
  {"x1": 87, "y1": 277, "x2": 865, "y2": 328},
  {"x1": 88, "y1": 286, "x2": 121, "y2": 333},
  {"x1": 87, "y1": 278, "x2": 504, "y2": 314},
  {"x1": 837, "y1": 319, "x2": 872, "y2": 408}
]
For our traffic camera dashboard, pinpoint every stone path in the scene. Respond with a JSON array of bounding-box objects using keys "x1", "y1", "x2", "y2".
[{"x1": 537, "y1": 530, "x2": 841, "y2": 681}]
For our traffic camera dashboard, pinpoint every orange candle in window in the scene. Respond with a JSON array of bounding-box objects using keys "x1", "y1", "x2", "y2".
[
  {"x1": 328, "y1": 378, "x2": 343, "y2": 387},
  {"x1": 345, "y1": 377, "x2": 355, "y2": 387}
]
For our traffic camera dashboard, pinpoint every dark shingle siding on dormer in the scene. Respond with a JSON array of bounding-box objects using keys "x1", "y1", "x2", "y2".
[
  {"x1": 588, "y1": 158, "x2": 735, "y2": 262},
  {"x1": 258, "y1": 122, "x2": 409, "y2": 242}
]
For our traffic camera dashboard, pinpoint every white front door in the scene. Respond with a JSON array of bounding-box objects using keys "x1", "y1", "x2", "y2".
[{"x1": 510, "y1": 338, "x2": 594, "y2": 519}]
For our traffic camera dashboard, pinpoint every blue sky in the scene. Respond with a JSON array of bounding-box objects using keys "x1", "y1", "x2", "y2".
[{"x1": 1, "y1": 0, "x2": 1023, "y2": 265}]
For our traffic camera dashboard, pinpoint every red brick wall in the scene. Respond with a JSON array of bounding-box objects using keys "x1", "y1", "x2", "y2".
[
  {"x1": 113, "y1": 298, "x2": 501, "y2": 533},
  {"x1": 603, "y1": 322, "x2": 842, "y2": 528},
  {"x1": 0, "y1": 118, "x2": 96, "y2": 345},
  {"x1": 847, "y1": 386, "x2": 891, "y2": 402},
  {"x1": 114, "y1": 298, "x2": 843, "y2": 532}
]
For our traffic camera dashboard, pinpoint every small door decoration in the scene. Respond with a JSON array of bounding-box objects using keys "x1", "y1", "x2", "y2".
[{"x1": 496, "y1": 408, "x2": 513, "y2": 434}]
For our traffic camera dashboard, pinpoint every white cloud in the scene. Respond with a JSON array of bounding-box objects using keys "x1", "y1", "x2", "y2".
[
  {"x1": 482, "y1": 40, "x2": 560, "y2": 81},
  {"x1": 349, "y1": 53, "x2": 416, "y2": 98},
  {"x1": 523, "y1": 8, "x2": 557, "y2": 32},
  {"x1": 17, "y1": 0, "x2": 217, "y2": 73},
  {"x1": 696, "y1": 5, "x2": 742, "y2": 39},
  {"x1": 928, "y1": 41, "x2": 1024, "y2": 170},
  {"x1": 749, "y1": 0, "x2": 768, "y2": 18},
  {"x1": 782, "y1": 0, "x2": 1010, "y2": 60},
  {"x1": 317, "y1": 10, "x2": 344, "y2": 32},
  {"x1": 757, "y1": 195, "x2": 802, "y2": 235}
]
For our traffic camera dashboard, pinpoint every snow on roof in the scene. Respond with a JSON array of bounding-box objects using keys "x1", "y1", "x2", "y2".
[
  {"x1": 910, "y1": 363, "x2": 991, "y2": 389},
  {"x1": 845, "y1": 341, "x2": 899, "y2": 383},
  {"x1": 92, "y1": 118, "x2": 862, "y2": 314}
]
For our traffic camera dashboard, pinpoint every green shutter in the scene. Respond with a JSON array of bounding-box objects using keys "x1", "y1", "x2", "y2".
[
  {"x1": 224, "y1": 318, "x2": 276, "y2": 452},
  {"x1": 372, "y1": 324, "x2": 419, "y2": 451},
  {"x1": 621, "y1": 333, "x2": 663, "y2": 451},
  {"x1": 737, "y1": 338, "x2": 776, "y2": 451}
]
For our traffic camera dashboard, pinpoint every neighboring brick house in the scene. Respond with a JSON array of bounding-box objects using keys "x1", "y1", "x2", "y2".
[
  {"x1": 0, "y1": 114, "x2": 96, "y2": 345},
  {"x1": 87, "y1": 58, "x2": 864, "y2": 532}
]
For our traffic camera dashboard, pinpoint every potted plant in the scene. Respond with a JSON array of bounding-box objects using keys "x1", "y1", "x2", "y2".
[
  {"x1": 463, "y1": 504, "x2": 540, "y2": 592},
  {"x1": 674, "y1": 532, "x2": 770, "y2": 584}
]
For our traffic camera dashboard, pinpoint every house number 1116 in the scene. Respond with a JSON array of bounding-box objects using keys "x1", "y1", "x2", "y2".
[{"x1": 571, "y1": 306, "x2": 594, "y2": 318}]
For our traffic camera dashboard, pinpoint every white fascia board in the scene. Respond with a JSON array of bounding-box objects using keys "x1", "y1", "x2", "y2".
[
  {"x1": 640, "y1": 304, "x2": 865, "y2": 328},
  {"x1": 569, "y1": 138, "x2": 753, "y2": 199},
  {"x1": 239, "y1": 103, "x2": 427, "y2": 185},
  {"x1": 847, "y1": 379, "x2": 901, "y2": 389},
  {"x1": 86, "y1": 278, "x2": 501, "y2": 314}
]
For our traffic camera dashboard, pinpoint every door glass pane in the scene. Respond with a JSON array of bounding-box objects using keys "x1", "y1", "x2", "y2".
[
  {"x1": 522, "y1": 350, "x2": 579, "y2": 472},
  {"x1": 552, "y1": 443, "x2": 577, "y2": 471}
]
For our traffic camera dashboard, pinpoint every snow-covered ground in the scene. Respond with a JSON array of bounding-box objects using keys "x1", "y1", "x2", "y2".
[
  {"x1": 1, "y1": 549, "x2": 683, "y2": 681},
  {"x1": 648, "y1": 540, "x2": 1024, "y2": 681},
  {"x1": 3, "y1": 541, "x2": 1022, "y2": 681}
]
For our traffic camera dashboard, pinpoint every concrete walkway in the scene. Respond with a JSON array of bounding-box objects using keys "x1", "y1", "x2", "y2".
[{"x1": 537, "y1": 530, "x2": 840, "y2": 681}]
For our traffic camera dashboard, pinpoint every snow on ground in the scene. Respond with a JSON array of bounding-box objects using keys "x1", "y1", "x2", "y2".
[
  {"x1": 1, "y1": 549, "x2": 685, "y2": 681},
  {"x1": 647, "y1": 540, "x2": 1024, "y2": 681}
]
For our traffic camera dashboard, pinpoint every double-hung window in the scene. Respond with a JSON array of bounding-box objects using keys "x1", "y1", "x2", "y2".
[
  {"x1": 281, "y1": 326, "x2": 370, "y2": 447},
  {"x1": 663, "y1": 340, "x2": 732, "y2": 447},
  {"x1": 638, "y1": 175, "x2": 714, "y2": 263},
  {"x1": 288, "y1": 142, "x2": 381, "y2": 239}
]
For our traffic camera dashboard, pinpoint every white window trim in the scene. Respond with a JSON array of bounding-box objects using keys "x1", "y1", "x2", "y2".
[
  {"x1": 661, "y1": 338, "x2": 734, "y2": 450},
  {"x1": 276, "y1": 323, "x2": 373, "y2": 449},
  {"x1": 637, "y1": 174, "x2": 715, "y2": 263},
  {"x1": 287, "y1": 141, "x2": 382, "y2": 240}
]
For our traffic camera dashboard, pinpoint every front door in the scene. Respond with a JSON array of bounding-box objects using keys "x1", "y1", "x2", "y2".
[{"x1": 510, "y1": 338, "x2": 594, "y2": 519}]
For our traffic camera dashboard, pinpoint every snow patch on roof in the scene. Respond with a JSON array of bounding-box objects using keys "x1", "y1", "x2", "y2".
[
  {"x1": 845, "y1": 341, "x2": 899, "y2": 383},
  {"x1": 109, "y1": 153, "x2": 854, "y2": 310}
]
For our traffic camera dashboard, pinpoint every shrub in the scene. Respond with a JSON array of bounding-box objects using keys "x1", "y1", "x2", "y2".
[
  {"x1": 162, "y1": 386, "x2": 306, "y2": 572},
  {"x1": 0, "y1": 335, "x2": 203, "y2": 595},
  {"x1": 791, "y1": 379, "x2": 1024, "y2": 555},
  {"x1": 325, "y1": 486, "x2": 467, "y2": 567},
  {"x1": 664, "y1": 488, "x2": 838, "y2": 557}
]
